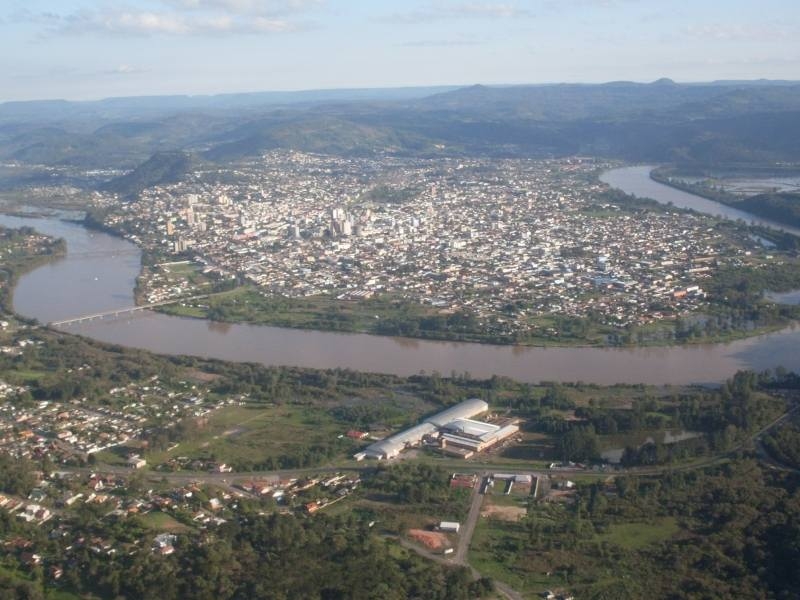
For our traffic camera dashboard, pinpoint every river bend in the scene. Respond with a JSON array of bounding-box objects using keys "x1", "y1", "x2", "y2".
[{"x1": 2, "y1": 167, "x2": 799, "y2": 385}]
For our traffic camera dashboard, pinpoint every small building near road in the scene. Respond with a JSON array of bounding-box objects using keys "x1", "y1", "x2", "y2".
[
  {"x1": 439, "y1": 521, "x2": 461, "y2": 533},
  {"x1": 127, "y1": 455, "x2": 147, "y2": 469}
]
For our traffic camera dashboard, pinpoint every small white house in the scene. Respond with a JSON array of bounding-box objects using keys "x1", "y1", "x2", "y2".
[{"x1": 439, "y1": 521, "x2": 460, "y2": 533}]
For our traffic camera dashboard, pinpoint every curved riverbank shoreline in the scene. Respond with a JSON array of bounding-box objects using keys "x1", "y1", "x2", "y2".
[{"x1": 2, "y1": 166, "x2": 800, "y2": 384}]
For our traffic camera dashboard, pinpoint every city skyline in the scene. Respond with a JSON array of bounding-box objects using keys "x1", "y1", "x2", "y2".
[{"x1": 2, "y1": 0, "x2": 799, "y2": 102}]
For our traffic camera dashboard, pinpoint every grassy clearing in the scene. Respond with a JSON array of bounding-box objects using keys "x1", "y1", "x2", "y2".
[
  {"x1": 4, "y1": 369, "x2": 48, "y2": 383},
  {"x1": 469, "y1": 506, "x2": 683, "y2": 597},
  {"x1": 160, "y1": 286, "x2": 442, "y2": 332},
  {"x1": 92, "y1": 448, "x2": 131, "y2": 466},
  {"x1": 162, "y1": 262, "x2": 201, "y2": 276},
  {"x1": 47, "y1": 591, "x2": 83, "y2": 600},
  {"x1": 140, "y1": 511, "x2": 193, "y2": 533},
  {"x1": 352, "y1": 480, "x2": 474, "y2": 537},
  {"x1": 162, "y1": 304, "x2": 205, "y2": 318},
  {"x1": 484, "y1": 490, "x2": 531, "y2": 507},
  {"x1": 469, "y1": 517, "x2": 543, "y2": 594},
  {"x1": 469, "y1": 513, "x2": 626, "y2": 597},
  {"x1": 145, "y1": 404, "x2": 360, "y2": 470},
  {"x1": 596, "y1": 516, "x2": 680, "y2": 550},
  {"x1": 496, "y1": 430, "x2": 554, "y2": 463}
]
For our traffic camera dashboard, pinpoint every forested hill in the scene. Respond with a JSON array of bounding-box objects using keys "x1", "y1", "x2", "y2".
[
  {"x1": 101, "y1": 151, "x2": 207, "y2": 198},
  {"x1": 2, "y1": 80, "x2": 800, "y2": 174}
]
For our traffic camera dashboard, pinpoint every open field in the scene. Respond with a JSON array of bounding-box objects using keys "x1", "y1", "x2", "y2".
[
  {"x1": 481, "y1": 502, "x2": 527, "y2": 522},
  {"x1": 145, "y1": 404, "x2": 359, "y2": 471},
  {"x1": 140, "y1": 511, "x2": 193, "y2": 533},
  {"x1": 596, "y1": 516, "x2": 680, "y2": 550},
  {"x1": 142, "y1": 387, "x2": 439, "y2": 472},
  {"x1": 159, "y1": 286, "x2": 446, "y2": 334},
  {"x1": 469, "y1": 517, "x2": 543, "y2": 595}
]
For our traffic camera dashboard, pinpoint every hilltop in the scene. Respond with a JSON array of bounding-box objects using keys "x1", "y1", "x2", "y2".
[{"x1": 1, "y1": 80, "x2": 799, "y2": 187}]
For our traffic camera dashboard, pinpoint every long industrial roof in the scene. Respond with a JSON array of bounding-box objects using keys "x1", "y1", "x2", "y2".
[
  {"x1": 363, "y1": 398, "x2": 489, "y2": 458},
  {"x1": 424, "y1": 399, "x2": 489, "y2": 427}
]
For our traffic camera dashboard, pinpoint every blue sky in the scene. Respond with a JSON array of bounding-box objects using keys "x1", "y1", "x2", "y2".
[{"x1": 2, "y1": 0, "x2": 798, "y2": 101}]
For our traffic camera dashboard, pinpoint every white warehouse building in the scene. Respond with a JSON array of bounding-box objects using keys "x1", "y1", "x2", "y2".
[{"x1": 362, "y1": 399, "x2": 493, "y2": 460}]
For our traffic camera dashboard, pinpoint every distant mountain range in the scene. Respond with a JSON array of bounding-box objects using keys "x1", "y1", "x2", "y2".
[{"x1": 2, "y1": 80, "x2": 799, "y2": 195}]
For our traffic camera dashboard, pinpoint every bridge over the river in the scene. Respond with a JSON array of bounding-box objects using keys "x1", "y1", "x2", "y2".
[{"x1": 49, "y1": 295, "x2": 207, "y2": 327}]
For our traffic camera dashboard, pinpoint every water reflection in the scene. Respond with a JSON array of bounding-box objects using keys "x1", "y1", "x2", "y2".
[
  {"x1": 391, "y1": 336, "x2": 420, "y2": 349},
  {"x1": 208, "y1": 321, "x2": 232, "y2": 334}
]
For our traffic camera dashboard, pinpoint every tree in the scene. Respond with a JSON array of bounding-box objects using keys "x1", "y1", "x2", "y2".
[{"x1": 557, "y1": 426, "x2": 600, "y2": 462}]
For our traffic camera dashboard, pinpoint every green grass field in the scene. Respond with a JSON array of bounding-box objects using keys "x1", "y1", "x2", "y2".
[
  {"x1": 159, "y1": 286, "x2": 443, "y2": 333},
  {"x1": 145, "y1": 404, "x2": 360, "y2": 471},
  {"x1": 469, "y1": 517, "x2": 543, "y2": 594},
  {"x1": 596, "y1": 517, "x2": 680, "y2": 550},
  {"x1": 140, "y1": 511, "x2": 193, "y2": 533},
  {"x1": 469, "y1": 503, "x2": 683, "y2": 597},
  {"x1": 3, "y1": 369, "x2": 48, "y2": 383}
]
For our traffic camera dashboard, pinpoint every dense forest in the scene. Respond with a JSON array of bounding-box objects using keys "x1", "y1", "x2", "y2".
[{"x1": 763, "y1": 423, "x2": 800, "y2": 469}]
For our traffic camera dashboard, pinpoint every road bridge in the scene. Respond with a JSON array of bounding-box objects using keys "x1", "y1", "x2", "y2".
[
  {"x1": 49, "y1": 295, "x2": 207, "y2": 327},
  {"x1": 61, "y1": 249, "x2": 141, "y2": 259}
]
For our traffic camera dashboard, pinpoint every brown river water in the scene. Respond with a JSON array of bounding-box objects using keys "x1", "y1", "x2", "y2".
[{"x1": 2, "y1": 166, "x2": 798, "y2": 385}]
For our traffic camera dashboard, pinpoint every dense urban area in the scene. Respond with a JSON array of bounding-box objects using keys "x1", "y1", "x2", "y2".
[{"x1": 77, "y1": 152, "x2": 799, "y2": 346}]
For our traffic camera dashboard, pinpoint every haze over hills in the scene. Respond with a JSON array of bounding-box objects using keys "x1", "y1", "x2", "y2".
[
  {"x1": 1, "y1": 79, "x2": 799, "y2": 193},
  {"x1": 0, "y1": 86, "x2": 463, "y2": 123}
]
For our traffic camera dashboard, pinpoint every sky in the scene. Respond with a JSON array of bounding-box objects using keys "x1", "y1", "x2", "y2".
[{"x1": 1, "y1": 0, "x2": 799, "y2": 102}]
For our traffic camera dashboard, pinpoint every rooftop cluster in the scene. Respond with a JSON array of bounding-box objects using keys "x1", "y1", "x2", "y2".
[{"x1": 98, "y1": 153, "x2": 757, "y2": 338}]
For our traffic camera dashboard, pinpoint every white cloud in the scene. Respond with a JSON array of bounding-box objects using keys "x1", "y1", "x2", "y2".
[
  {"x1": 455, "y1": 3, "x2": 530, "y2": 18},
  {"x1": 379, "y1": 1, "x2": 532, "y2": 25},
  {"x1": 101, "y1": 64, "x2": 148, "y2": 76},
  {"x1": 39, "y1": 8, "x2": 298, "y2": 36},
  {"x1": 87, "y1": 11, "x2": 189, "y2": 35},
  {"x1": 400, "y1": 38, "x2": 483, "y2": 47},
  {"x1": 161, "y1": 0, "x2": 324, "y2": 17},
  {"x1": 685, "y1": 23, "x2": 795, "y2": 42}
]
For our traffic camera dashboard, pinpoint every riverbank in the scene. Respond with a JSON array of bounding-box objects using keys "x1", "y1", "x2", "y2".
[
  {"x1": 136, "y1": 165, "x2": 800, "y2": 350},
  {"x1": 0, "y1": 225, "x2": 66, "y2": 318},
  {"x1": 650, "y1": 166, "x2": 800, "y2": 232},
  {"x1": 152, "y1": 284, "x2": 799, "y2": 349},
  {"x1": 5, "y1": 167, "x2": 800, "y2": 385}
]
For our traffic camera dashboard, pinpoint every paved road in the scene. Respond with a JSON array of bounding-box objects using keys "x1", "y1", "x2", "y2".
[
  {"x1": 395, "y1": 473, "x2": 526, "y2": 599},
  {"x1": 398, "y1": 537, "x2": 523, "y2": 600},
  {"x1": 753, "y1": 403, "x2": 800, "y2": 474},
  {"x1": 453, "y1": 473, "x2": 486, "y2": 565}
]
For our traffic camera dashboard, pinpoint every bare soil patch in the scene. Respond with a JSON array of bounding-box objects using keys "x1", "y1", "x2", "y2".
[
  {"x1": 408, "y1": 529, "x2": 449, "y2": 550},
  {"x1": 481, "y1": 502, "x2": 527, "y2": 522}
]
